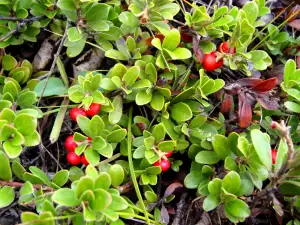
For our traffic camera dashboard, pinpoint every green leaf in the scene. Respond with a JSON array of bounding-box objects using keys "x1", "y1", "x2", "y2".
[
  {"x1": 14, "y1": 114, "x2": 37, "y2": 136},
  {"x1": 251, "y1": 129, "x2": 272, "y2": 171},
  {"x1": 109, "y1": 96, "x2": 123, "y2": 124},
  {"x1": 162, "y1": 29, "x2": 180, "y2": 51},
  {"x1": 170, "y1": 102, "x2": 192, "y2": 122},
  {"x1": 242, "y1": 1, "x2": 259, "y2": 24},
  {"x1": 161, "y1": 117, "x2": 179, "y2": 141},
  {"x1": 52, "y1": 188, "x2": 80, "y2": 207},
  {"x1": 224, "y1": 199, "x2": 250, "y2": 219},
  {"x1": 0, "y1": 186, "x2": 15, "y2": 208},
  {"x1": 165, "y1": 48, "x2": 192, "y2": 60},
  {"x1": 89, "y1": 116, "x2": 104, "y2": 137},
  {"x1": 0, "y1": 152, "x2": 12, "y2": 180},
  {"x1": 34, "y1": 78, "x2": 67, "y2": 97},
  {"x1": 105, "y1": 50, "x2": 128, "y2": 61},
  {"x1": 23, "y1": 172, "x2": 44, "y2": 184},
  {"x1": 23, "y1": 130, "x2": 40, "y2": 147},
  {"x1": 203, "y1": 195, "x2": 220, "y2": 211},
  {"x1": 90, "y1": 189, "x2": 112, "y2": 211},
  {"x1": 3, "y1": 140, "x2": 22, "y2": 158},
  {"x1": 208, "y1": 178, "x2": 222, "y2": 195},
  {"x1": 12, "y1": 161, "x2": 26, "y2": 180},
  {"x1": 69, "y1": 166, "x2": 84, "y2": 182},
  {"x1": 76, "y1": 177, "x2": 94, "y2": 199},
  {"x1": 92, "y1": 136, "x2": 106, "y2": 150},
  {"x1": 285, "y1": 101, "x2": 300, "y2": 113},
  {"x1": 57, "y1": 0, "x2": 77, "y2": 21},
  {"x1": 29, "y1": 166, "x2": 51, "y2": 185},
  {"x1": 152, "y1": 123, "x2": 165, "y2": 142},
  {"x1": 52, "y1": 170, "x2": 69, "y2": 187},
  {"x1": 119, "y1": 12, "x2": 139, "y2": 27},
  {"x1": 279, "y1": 181, "x2": 300, "y2": 196},
  {"x1": 77, "y1": 116, "x2": 91, "y2": 137},
  {"x1": 275, "y1": 140, "x2": 288, "y2": 172},
  {"x1": 284, "y1": 59, "x2": 296, "y2": 83},
  {"x1": 224, "y1": 157, "x2": 238, "y2": 171},
  {"x1": 86, "y1": 4, "x2": 110, "y2": 31},
  {"x1": 108, "y1": 194, "x2": 128, "y2": 211},
  {"x1": 136, "y1": 90, "x2": 152, "y2": 105},
  {"x1": 109, "y1": 164, "x2": 124, "y2": 187},
  {"x1": 2, "y1": 55, "x2": 17, "y2": 71},
  {"x1": 85, "y1": 147, "x2": 100, "y2": 166},
  {"x1": 20, "y1": 181, "x2": 34, "y2": 196},
  {"x1": 222, "y1": 171, "x2": 241, "y2": 194},
  {"x1": 95, "y1": 172, "x2": 111, "y2": 190},
  {"x1": 65, "y1": 38, "x2": 86, "y2": 58},
  {"x1": 21, "y1": 212, "x2": 39, "y2": 222},
  {"x1": 17, "y1": 91, "x2": 37, "y2": 109},
  {"x1": 150, "y1": 92, "x2": 164, "y2": 111},
  {"x1": 123, "y1": 66, "x2": 140, "y2": 87},
  {"x1": 157, "y1": 140, "x2": 176, "y2": 151},
  {"x1": 107, "y1": 129, "x2": 127, "y2": 143},
  {"x1": 195, "y1": 151, "x2": 220, "y2": 164},
  {"x1": 67, "y1": 27, "x2": 83, "y2": 42},
  {"x1": 212, "y1": 134, "x2": 230, "y2": 159}
]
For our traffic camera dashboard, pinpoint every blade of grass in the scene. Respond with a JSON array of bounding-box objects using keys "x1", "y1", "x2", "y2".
[
  {"x1": 127, "y1": 105, "x2": 151, "y2": 225},
  {"x1": 49, "y1": 97, "x2": 70, "y2": 143},
  {"x1": 253, "y1": 6, "x2": 300, "y2": 50},
  {"x1": 56, "y1": 56, "x2": 69, "y2": 87}
]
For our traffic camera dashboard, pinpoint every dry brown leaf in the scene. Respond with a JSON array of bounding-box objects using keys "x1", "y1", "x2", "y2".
[
  {"x1": 32, "y1": 35, "x2": 58, "y2": 72},
  {"x1": 73, "y1": 48, "x2": 104, "y2": 76}
]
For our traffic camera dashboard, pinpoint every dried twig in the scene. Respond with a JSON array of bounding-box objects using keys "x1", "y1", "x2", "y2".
[
  {"x1": 0, "y1": 16, "x2": 43, "y2": 22},
  {"x1": 37, "y1": 20, "x2": 70, "y2": 106},
  {"x1": 273, "y1": 120, "x2": 295, "y2": 177},
  {"x1": 0, "y1": 180, "x2": 54, "y2": 192},
  {"x1": 0, "y1": 16, "x2": 44, "y2": 42}
]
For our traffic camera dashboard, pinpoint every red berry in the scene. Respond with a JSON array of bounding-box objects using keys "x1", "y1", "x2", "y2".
[
  {"x1": 164, "y1": 151, "x2": 173, "y2": 158},
  {"x1": 87, "y1": 137, "x2": 92, "y2": 141},
  {"x1": 202, "y1": 52, "x2": 224, "y2": 72},
  {"x1": 70, "y1": 107, "x2": 87, "y2": 121},
  {"x1": 153, "y1": 159, "x2": 171, "y2": 172},
  {"x1": 64, "y1": 135, "x2": 77, "y2": 152},
  {"x1": 85, "y1": 103, "x2": 101, "y2": 117},
  {"x1": 218, "y1": 42, "x2": 235, "y2": 54},
  {"x1": 271, "y1": 149, "x2": 277, "y2": 164},
  {"x1": 270, "y1": 121, "x2": 277, "y2": 129},
  {"x1": 66, "y1": 152, "x2": 81, "y2": 165},
  {"x1": 81, "y1": 155, "x2": 89, "y2": 165}
]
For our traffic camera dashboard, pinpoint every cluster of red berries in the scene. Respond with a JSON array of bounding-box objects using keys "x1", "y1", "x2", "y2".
[
  {"x1": 153, "y1": 151, "x2": 173, "y2": 172},
  {"x1": 69, "y1": 103, "x2": 101, "y2": 121},
  {"x1": 65, "y1": 103, "x2": 101, "y2": 165},
  {"x1": 202, "y1": 42, "x2": 236, "y2": 72},
  {"x1": 65, "y1": 135, "x2": 90, "y2": 166}
]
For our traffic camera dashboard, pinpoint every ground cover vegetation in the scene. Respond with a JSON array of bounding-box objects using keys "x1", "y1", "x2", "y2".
[{"x1": 0, "y1": 0, "x2": 300, "y2": 224}]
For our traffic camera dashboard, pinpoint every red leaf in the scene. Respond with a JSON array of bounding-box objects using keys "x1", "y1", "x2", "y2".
[
  {"x1": 288, "y1": 19, "x2": 300, "y2": 29},
  {"x1": 251, "y1": 77, "x2": 278, "y2": 92},
  {"x1": 163, "y1": 182, "x2": 183, "y2": 198},
  {"x1": 161, "y1": 204, "x2": 170, "y2": 225},
  {"x1": 256, "y1": 95, "x2": 279, "y2": 110},
  {"x1": 221, "y1": 93, "x2": 233, "y2": 115},
  {"x1": 236, "y1": 78, "x2": 263, "y2": 87},
  {"x1": 238, "y1": 93, "x2": 252, "y2": 128},
  {"x1": 193, "y1": 36, "x2": 204, "y2": 63}
]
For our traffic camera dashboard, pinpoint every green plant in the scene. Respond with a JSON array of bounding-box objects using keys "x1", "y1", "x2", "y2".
[{"x1": 0, "y1": 0, "x2": 300, "y2": 224}]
